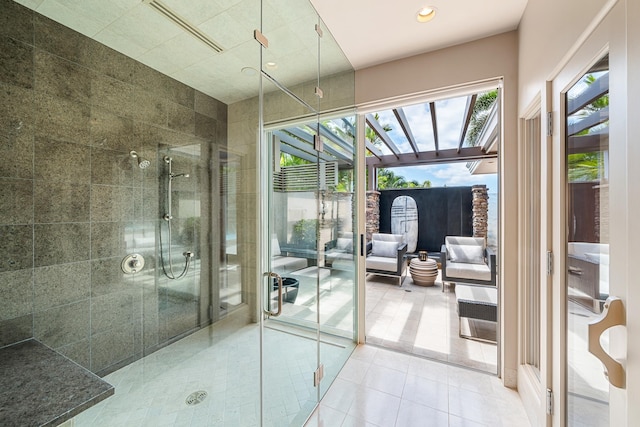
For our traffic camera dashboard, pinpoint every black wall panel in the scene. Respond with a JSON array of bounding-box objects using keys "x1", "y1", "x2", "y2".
[{"x1": 378, "y1": 187, "x2": 473, "y2": 253}]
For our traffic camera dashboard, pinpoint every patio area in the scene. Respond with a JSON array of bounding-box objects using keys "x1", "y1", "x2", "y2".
[
  {"x1": 365, "y1": 270, "x2": 497, "y2": 374},
  {"x1": 269, "y1": 263, "x2": 497, "y2": 374}
]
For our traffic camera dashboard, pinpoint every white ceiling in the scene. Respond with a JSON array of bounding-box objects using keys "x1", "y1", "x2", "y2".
[
  {"x1": 15, "y1": 0, "x2": 527, "y2": 103},
  {"x1": 16, "y1": 0, "x2": 351, "y2": 104},
  {"x1": 310, "y1": 0, "x2": 528, "y2": 70}
]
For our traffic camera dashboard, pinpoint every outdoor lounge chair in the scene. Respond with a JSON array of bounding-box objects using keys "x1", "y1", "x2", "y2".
[
  {"x1": 366, "y1": 233, "x2": 408, "y2": 285},
  {"x1": 440, "y1": 236, "x2": 496, "y2": 287}
]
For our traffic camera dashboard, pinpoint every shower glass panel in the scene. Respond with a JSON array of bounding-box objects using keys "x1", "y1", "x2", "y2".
[
  {"x1": 261, "y1": 69, "x2": 322, "y2": 425},
  {"x1": 156, "y1": 144, "x2": 204, "y2": 342},
  {"x1": 219, "y1": 149, "x2": 243, "y2": 317},
  {"x1": 316, "y1": 16, "x2": 358, "y2": 398},
  {"x1": 259, "y1": 4, "x2": 357, "y2": 420},
  {"x1": 261, "y1": 0, "x2": 321, "y2": 110}
]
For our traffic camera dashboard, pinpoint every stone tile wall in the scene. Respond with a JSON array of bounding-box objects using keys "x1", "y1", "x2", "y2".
[{"x1": 0, "y1": 0, "x2": 226, "y2": 374}]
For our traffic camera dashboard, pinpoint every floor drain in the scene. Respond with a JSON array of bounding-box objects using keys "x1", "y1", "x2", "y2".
[{"x1": 185, "y1": 390, "x2": 208, "y2": 406}]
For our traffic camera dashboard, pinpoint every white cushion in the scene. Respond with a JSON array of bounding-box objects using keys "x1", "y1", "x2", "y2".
[
  {"x1": 446, "y1": 261, "x2": 491, "y2": 282},
  {"x1": 366, "y1": 256, "x2": 398, "y2": 272},
  {"x1": 372, "y1": 240, "x2": 398, "y2": 258},
  {"x1": 336, "y1": 237, "x2": 353, "y2": 253},
  {"x1": 271, "y1": 256, "x2": 307, "y2": 275},
  {"x1": 271, "y1": 234, "x2": 281, "y2": 256},
  {"x1": 448, "y1": 244, "x2": 484, "y2": 264},
  {"x1": 372, "y1": 233, "x2": 404, "y2": 244},
  {"x1": 455, "y1": 285, "x2": 497, "y2": 305}
]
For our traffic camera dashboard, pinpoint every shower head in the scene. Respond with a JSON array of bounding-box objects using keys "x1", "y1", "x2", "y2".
[{"x1": 130, "y1": 151, "x2": 150, "y2": 169}]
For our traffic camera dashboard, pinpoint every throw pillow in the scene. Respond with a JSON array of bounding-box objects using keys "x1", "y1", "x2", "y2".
[
  {"x1": 449, "y1": 244, "x2": 484, "y2": 264},
  {"x1": 271, "y1": 234, "x2": 281, "y2": 256},
  {"x1": 336, "y1": 237, "x2": 353, "y2": 253},
  {"x1": 372, "y1": 240, "x2": 399, "y2": 258}
]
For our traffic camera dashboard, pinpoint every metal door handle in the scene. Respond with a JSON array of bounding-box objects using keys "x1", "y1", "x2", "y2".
[
  {"x1": 568, "y1": 266, "x2": 582, "y2": 275},
  {"x1": 588, "y1": 296, "x2": 625, "y2": 388},
  {"x1": 264, "y1": 272, "x2": 283, "y2": 317}
]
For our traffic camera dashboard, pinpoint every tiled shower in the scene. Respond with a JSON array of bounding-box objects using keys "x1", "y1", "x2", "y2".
[{"x1": 0, "y1": 0, "x2": 227, "y2": 375}]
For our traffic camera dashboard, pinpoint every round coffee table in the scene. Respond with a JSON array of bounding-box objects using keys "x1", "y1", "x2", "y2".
[{"x1": 409, "y1": 258, "x2": 438, "y2": 286}]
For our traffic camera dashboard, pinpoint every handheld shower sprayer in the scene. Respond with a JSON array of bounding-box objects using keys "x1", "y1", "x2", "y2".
[{"x1": 160, "y1": 155, "x2": 194, "y2": 280}]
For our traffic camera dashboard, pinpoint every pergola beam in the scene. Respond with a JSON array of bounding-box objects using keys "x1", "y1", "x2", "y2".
[
  {"x1": 568, "y1": 73, "x2": 609, "y2": 116},
  {"x1": 393, "y1": 107, "x2": 419, "y2": 157},
  {"x1": 568, "y1": 132, "x2": 609, "y2": 154},
  {"x1": 458, "y1": 94, "x2": 477, "y2": 152},
  {"x1": 273, "y1": 131, "x2": 335, "y2": 163},
  {"x1": 284, "y1": 127, "x2": 353, "y2": 163},
  {"x1": 318, "y1": 123, "x2": 354, "y2": 155},
  {"x1": 366, "y1": 146, "x2": 493, "y2": 168},
  {"x1": 366, "y1": 113, "x2": 401, "y2": 158},
  {"x1": 567, "y1": 107, "x2": 609, "y2": 137},
  {"x1": 430, "y1": 102, "x2": 439, "y2": 154},
  {"x1": 366, "y1": 142, "x2": 383, "y2": 160}
]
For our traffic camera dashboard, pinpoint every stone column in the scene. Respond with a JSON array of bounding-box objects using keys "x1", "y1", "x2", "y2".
[
  {"x1": 472, "y1": 185, "x2": 489, "y2": 239},
  {"x1": 366, "y1": 191, "x2": 380, "y2": 241}
]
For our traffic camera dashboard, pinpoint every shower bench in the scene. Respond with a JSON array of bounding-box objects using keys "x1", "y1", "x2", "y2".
[{"x1": 0, "y1": 339, "x2": 114, "y2": 426}]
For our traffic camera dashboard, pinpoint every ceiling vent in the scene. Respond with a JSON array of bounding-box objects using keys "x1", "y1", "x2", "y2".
[{"x1": 143, "y1": 0, "x2": 224, "y2": 53}]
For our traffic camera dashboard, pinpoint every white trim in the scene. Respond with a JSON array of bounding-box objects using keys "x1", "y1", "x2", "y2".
[{"x1": 546, "y1": 0, "x2": 618, "y2": 82}]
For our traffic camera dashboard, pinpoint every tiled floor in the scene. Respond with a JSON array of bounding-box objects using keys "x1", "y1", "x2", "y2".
[
  {"x1": 365, "y1": 272, "x2": 497, "y2": 374},
  {"x1": 74, "y1": 307, "x2": 353, "y2": 427},
  {"x1": 305, "y1": 344, "x2": 531, "y2": 427}
]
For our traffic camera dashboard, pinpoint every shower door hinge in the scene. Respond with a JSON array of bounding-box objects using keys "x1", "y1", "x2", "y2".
[
  {"x1": 547, "y1": 111, "x2": 553, "y2": 137},
  {"x1": 254, "y1": 29, "x2": 268, "y2": 48},
  {"x1": 547, "y1": 251, "x2": 554, "y2": 276},
  {"x1": 314, "y1": 134, "x2": 323, "y2": 153},
  {"x1": 546, "y1": 388, "x2": 554, "y2": 415},
  {"x1": 315, "y1": 24, "x2": 323, "y2": 37},
  {"x1": 314, "y1": 86, "x2": 324, "y2": 99},
  {"x1": 313, "y1": 364, "x2": 324, "y2": 387}
]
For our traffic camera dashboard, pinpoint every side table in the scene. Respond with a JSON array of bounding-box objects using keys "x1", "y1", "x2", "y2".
[{"x1": 409, "y1": 258, "x2": 438, "y2": 286}]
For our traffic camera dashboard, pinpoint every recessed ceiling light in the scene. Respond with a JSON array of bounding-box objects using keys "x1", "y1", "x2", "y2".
[
  {"x1": 416, "y1": 6, "x2": 436, "y2": 23},
  {"x1": 241, "y1": 67, "x2": 257, "y2": 76},
  {"x1": 265, "y1": 62, "x2": 278, "y2": 70}
]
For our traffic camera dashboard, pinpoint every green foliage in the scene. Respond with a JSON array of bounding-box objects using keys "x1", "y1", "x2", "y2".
[
  {"x1": 291, "y1": 219, "x2": 317, "y2": 248},
  {"x1": 568, "y1": 152, "x2": 602, "y2": 182},
  {"x1": 336, "y1": 169, "x2": 353, "y2": 192},
  {"x1": 376, "y1": 168, "x2": 431, "y2": 190},
  {"x1": 466, "y1": 90, "x2": 498, "y2": 147},
  {"x1": 280, "y1": 152, "x2": 311, "y2": 167},
  {"x1": 568, "y1": 74, "x2": 609, "y2": 182}
]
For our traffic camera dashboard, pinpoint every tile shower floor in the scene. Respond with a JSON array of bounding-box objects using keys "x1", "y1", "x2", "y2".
[{"x1": 75, "y1": 310, "x2": 351, "y2": 427}]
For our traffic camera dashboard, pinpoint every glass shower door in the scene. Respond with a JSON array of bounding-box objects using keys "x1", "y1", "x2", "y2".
[{"x1": 260, "y1": 71, "x2": 322, "y2": 425}]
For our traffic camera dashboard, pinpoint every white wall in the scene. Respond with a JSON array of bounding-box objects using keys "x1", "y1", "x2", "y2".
[
  {"x1": 355, "y1": 31, "x2": 520, "y2": 387},
  {"x1": 518, "y1": 0, "x2": 611, "y2": 111}
]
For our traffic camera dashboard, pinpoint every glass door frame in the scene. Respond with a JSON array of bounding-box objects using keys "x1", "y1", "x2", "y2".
[
  {"x1": 517, "y1": 93, "x2": 553, "y2": 427},
  {"x1": 550, "y1": 3, "x2": 629, "y2": 424}
]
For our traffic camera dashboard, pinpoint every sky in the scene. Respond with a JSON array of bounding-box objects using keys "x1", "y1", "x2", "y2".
[
  {"x1": 389, "y1": 163, "x2": 497, "y2": 193},
  {"x1": 371, "y1": 94, "x2": 498, "y2": 193}
]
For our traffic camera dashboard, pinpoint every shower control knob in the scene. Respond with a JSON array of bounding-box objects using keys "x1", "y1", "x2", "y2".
[{"x1": 122, "y1": 253, "x2": 145, "y2": 274}]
